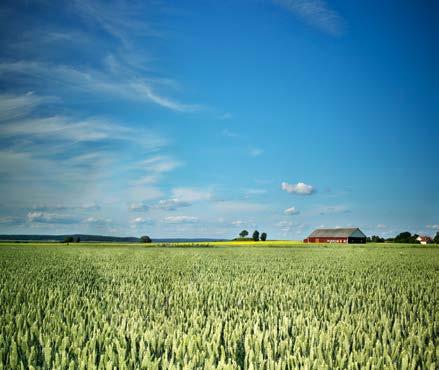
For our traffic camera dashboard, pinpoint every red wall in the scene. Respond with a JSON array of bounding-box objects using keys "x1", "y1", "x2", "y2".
[{"x1": 304, "y1": 237, "x2": 348, "y2": 243}]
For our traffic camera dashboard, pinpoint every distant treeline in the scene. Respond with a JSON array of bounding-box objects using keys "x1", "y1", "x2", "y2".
[
  {"x1": 0, "y1": 234, "x2": 225, "y2": 243},
  {"x1": 368, "y1": 231, "x2": 439, "y2": 244}
]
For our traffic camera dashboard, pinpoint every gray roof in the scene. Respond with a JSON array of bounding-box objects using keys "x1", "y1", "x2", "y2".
[{"x1": 308, "y1": 228, "x2": 366, "y2": 238}]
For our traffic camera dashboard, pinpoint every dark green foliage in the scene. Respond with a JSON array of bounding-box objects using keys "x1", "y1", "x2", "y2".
[
  {"x1": 63, "y1": 236, "x2": 74, "y2": 243},
  {"x1": 394, "y1": 232, "x2": 419, "y2": 244},
  {"x1": 434, "y1": 232, "x2": 439, "y2": 244},
  {"x1": 75, "y1": 236, "x2": 81, "y2": 243},
  {"x1": 140, "y1": 235, "x2": 152, "y2": 243},
  {"x1": 367, "y1": 235, "x2": 384, "y2": 243},
  {"x1": 252, "y1": 230, "x2": 259, "y2": 241},
  {"x1": 239, "y1": 230, "x2": 249, "y2": 238},
  {"x1": 260, "y1": 232, "x2": 267, "y2": 241}
]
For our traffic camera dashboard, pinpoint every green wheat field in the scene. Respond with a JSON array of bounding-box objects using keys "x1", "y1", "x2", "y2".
[{"x1": 0, "y1": 243, "x2": 438, "y2": 369}]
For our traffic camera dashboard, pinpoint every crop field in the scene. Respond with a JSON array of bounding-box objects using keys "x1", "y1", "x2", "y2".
[{"x1": 0, "y1": 243, "x2": 438, "y2": 369}]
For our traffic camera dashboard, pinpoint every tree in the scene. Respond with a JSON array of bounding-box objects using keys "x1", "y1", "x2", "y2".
[
  {"x1": 140, "y1": 235, "x2": 152, "y2": 243},
  {"x1": 239, "y1": 230, "x2": 249, "y2": 238},
  {"x1": 252, "y1": 230, "x2": 260, "y2": 241},
  {"x1": 75, "y1": 236, "x2": 81, "y2": 243},
  {"x1": 394, "y1": 232, "x2": 419, "y2": 244},
  {"x1": 63, "y1": 236, "x2": 74, "y2": 243},
  {"x1": 370, "y1": 235, "x2": 384, "y2": 243},
  {"x1": 434, "y1": 232, "x2": 439, "y2": 244},
  {"x1": 260, "y1": 232, "x2": 267, "y2": 241}
]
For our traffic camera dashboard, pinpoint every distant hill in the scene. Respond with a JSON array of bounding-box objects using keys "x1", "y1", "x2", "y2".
[{"x1": 0, "y1": 234, "x2": 226, "y2": 243}]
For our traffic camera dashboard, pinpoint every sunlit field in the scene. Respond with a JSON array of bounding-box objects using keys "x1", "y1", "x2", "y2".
[{"x1": 1, "y1": 243, "x2": 438, "y2": 369}]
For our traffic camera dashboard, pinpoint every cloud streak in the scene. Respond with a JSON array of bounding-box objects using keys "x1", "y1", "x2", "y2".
[{"x1": 273, "y1": 0, "x2": 345, "y2": 36}]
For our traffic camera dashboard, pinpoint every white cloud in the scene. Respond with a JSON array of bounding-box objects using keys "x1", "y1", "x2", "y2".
[
  {"x1": 284, "y1": 206, "x2": 300, "y2": 215},
  {"x1": 0, "y1": 92, "x2": 57, "y2": 121},
  {"x1": 83, "y1": 216, "x2": 112, "y2": 225},
  {"x1": 162, "y1": 216, "x2": 199, "y2": 224},
  {"x1": 281, "y1": 181, "x2": 314, "y2": 195},
  {"x1": 130, "y1": 217, "x2": 153, "y2": 225},
  {"x1": 171, "y1": 188, "x2": 212, "y2": 202},
  {"x1": 134, "y1": 156, "x2": 183, "y2": 185},
  {"x1": 0, "y1": 61, "x2": 200, "y2": 112},
  {"x1": 249, "y1": 148, "x2": 263, "y2": 157},
  {"x1": 27, "y1": 212, "x2": 78, "y2": 224},
  {"x1": 157, "y1": 198, "x2": 191, "y2": 211},
  {"x1": 129, "y1": 201, "x2": 150, "y2": 212},
  {"x1": 128, "y1": 187, "x2": 164, "y2": 201},
  {"x1": 426, "y1": 225, "x2": 439, "y2": 230},
  {"x1": 273, "y1": 0, "x2": 345, "y2": 36}
]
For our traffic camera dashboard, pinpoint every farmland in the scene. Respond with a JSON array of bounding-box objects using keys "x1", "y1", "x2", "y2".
[{"x1": 0, "y1": 243, "x2": 438, "y2": 369}]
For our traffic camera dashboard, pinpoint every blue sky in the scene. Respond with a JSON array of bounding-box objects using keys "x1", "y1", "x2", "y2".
[{"x1": 0, "y1": 0, "x2": 437, "y2": 239}]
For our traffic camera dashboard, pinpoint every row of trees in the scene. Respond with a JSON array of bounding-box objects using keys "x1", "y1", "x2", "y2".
[
  {"x1": 62, "y1": 236, "x2": 80, "y2": 243},
  {"x1": 368, "y1": 231, "x2": 439, "y2": 244},
  {"x1": 238, "y1": 230, "x2": 267, "y2": 241}
]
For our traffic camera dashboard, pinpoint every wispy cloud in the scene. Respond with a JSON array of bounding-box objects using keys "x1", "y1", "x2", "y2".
[
  {"x1": 249, "y1": 148, "x2": 264, "y2": 157},
  {"x1": 245, "y1": 188, "x2": 267, "y2": 196},
  {"x1": 171, "y1": 188, "x2": 212, "y2": 202},
  {"x1": 0, "y1": 92, "x2": 57, "y2": 121},
  {"x1": 273, "y1": 0, "x2": 345, "y2": 36},
  {"x1": 222, "y1": 129, "x2": 239, "y2": 138},
  {"x1": 219, "y1": 112, "x2": 233, "y2": 120},
  {"x1": 281, "y1": 181, "x2": 314, "y2": 195},
  {"x1": 129, "y1": 202, "x2": 150, "y2": 212},
  {"x1": 156, "y1": 198, "x2": 191, "y2": 211},
  {"x1": 130, "y1": 217, "x2": 154, "y2": 226},
  {"x1": 134, "y1": 156, "x2": 183, "y2": 185},
  {"x1": 0, "y1": 216, "x2": 24, "y2": 225},
  {"x1": 27, "y1": 212, "x2": 79, "y2": 224},
  {"x1": 83, "y1": 216, "x2": 112, "y2": 226},
  {"x1": 284, "y1": 206, "x2": 300, "y2": 215},
  {"x1": 0, "y1": 61, "x2": 200, "y2": 112},
  {"x1": 162, "y1": 216, "x2": 199, "y2": 224},
  {"x1": 316, "y1": 205, "x2": 351, "y2": 215}
]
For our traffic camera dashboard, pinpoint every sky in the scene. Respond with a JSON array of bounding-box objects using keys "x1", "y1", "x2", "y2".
[{"x1": 0, "y1": 0, "x2": 437, "y2": 239}]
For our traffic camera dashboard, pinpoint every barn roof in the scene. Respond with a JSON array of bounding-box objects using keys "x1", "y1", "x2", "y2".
[{"x1": 308, "y1": 228, "x2": 366, "y2": 238}]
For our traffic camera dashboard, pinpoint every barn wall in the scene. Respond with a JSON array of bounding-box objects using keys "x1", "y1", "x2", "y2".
[{"x1": 307, "y1": 237, "x2": 348, "y2": 243}]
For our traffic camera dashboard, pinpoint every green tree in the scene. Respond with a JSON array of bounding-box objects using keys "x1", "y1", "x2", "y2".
[
  {"x1": 140, "y1": 235, "x2": 152, "y2": 243},
  {"x1": 434, "y1": 232, "x2": 439, "y2": 244},
  {"x1": 239, "y1": 230, "x2": 249, "y2": 238},
  {"x1": 75, "y1": 236, "x2": 81, "y2": 243},
  {"x1": 252, "y1": 230, "x2": 260, "y2": 241},
  {"x1": 63, "y1": 236, "x2": 74, "y2": 243},
  {"x1": 394, "y1": 232, "x2": 412, "y2": 243},
  {"x1": 371, "y1": 235, "x2": 384, "y2": 243},
  {"x1": 260, "y1": 232, "x2": 267, "y2": 241}
]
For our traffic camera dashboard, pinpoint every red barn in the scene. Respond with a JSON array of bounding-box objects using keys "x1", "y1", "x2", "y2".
[{"x1": 304, "y1": 228, "x2": 367, "y2": 244}]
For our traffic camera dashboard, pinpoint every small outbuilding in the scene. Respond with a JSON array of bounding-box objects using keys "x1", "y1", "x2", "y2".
[
  {"x1": 304, "y1": 228, "x2": 367, "y2": 244},
  {"x1": 416, "y1": 235, "x2": 432, "y2": 245}
]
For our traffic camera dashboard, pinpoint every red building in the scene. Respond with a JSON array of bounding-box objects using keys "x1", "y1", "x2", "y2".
[{"x1": 304, "y1": 228, "x2": 367, "y2": 244}]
